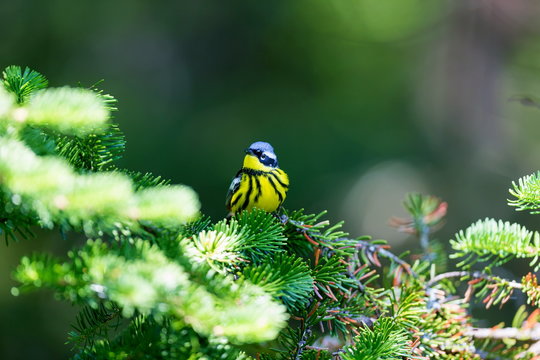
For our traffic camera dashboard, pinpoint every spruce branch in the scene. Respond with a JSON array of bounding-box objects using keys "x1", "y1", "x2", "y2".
[
  {"x1": 88, "y1": 83, "x2": 118, "y2": 114},
  {"x1": 450, "y1": 218, "x2": 540, "y2": 270},
  {"x1": 509, "y1": 171, "x2": 540, "y2": 214},
  {"x1": 135, "y1": 185, "x2": 200, "y2": 228},
  {"x1": 126, "y1": 170, "x2": 170, "y2": 191},
  {"x1": 0, "y1": 136, "x2": 199, "y2": 233},
  {"x1": 243, "y1": 253, "x2": 314, "y2": 312},
  {"x1": 2, "y1": 65, "x2": 48, "y2": 104},
  {"x1": 522, "y1": 272, "x2": 540, "y2": 306},
  {"x1": 74, "y1": 316, "x2": 253, "y2": 360},
  {"x1": 287, "y1": 209, "x2": 413, "y2": 276},
  {"x1": 468, "y1": 325, "x2": 540, "y2": 341},
  {"x1": 284, "y1": 209, "x2": 353, "y2": 258},
  {"x1": 180, "y1": 215, "x2": 213, "y2": 238},
  {"x1": 388, "y1": 286, "x2": 426, "y2": 331},
  {"x1": 14, "y1": 238, "x2": 288, "y2": 344},
  {"x1": 312, "y1": 256, "x2": 353, "y2": 300},
  {"x1": 0, "y1": 204, "x2": 35, "y2": 244},
  {"x1": 390, "y1": 193, "x2": 447, "y2": 251},
  {"x1": 342, "y1": 317, "x2": 412, "y2": 360},
  {"x1": 355, "y1": 238, "x2": 416, "y2": 278},
  {"x1": 234, "y1": 209, "x2": 288, "y2": 261},
  {"x1": 426, "y1": 271, "x2": 523, "y2": 316},
  {"x1": 55, "y1": 123, "x2": 126, "y2": 171},
  {"x1": 391, "y1": 193, "x2": 449, "y2": 270},
  {"x1": 181, "y1": 229, "x2": 244, "y2": 271},
  {"x1": 25, "y1": 87, "x2": 110, "y2": 136},
  {"x1": 293, "y1": 319, "x2": 313, "y2": 360},
  {"x1": 9, "y1": 64, "x2": 538, "y2": 359},
  {"x1": 68, "y1": 303, "x2": 122, "y2": 350},
  {"x1": 297, "y1": 349, "x2": 333, "y2": 360},
  {"x1": 181, "y1": 209, "x2": 288, "y2": 270},
  {"x1": 18, "y1": 126, "x2": 58, "y2": 156},
  {"x1": 426, "y1": 271, "x2": 523, "y2": 290},
  {"x1": 419, "y1": 295, "x2": 476, "y2": 356}
]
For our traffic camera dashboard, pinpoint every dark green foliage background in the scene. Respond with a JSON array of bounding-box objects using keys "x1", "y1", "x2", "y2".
[{"x1": 2, "y1": 1, "x2": 540, "y2": 358}]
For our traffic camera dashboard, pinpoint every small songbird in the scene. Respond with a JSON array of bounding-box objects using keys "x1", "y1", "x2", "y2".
[{"x1": 226, "y1": 141, "x2": 289, "y2": 216}]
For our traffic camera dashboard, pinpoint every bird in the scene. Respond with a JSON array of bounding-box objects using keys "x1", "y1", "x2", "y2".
[{"x1": 226, "y1": 141, "x2": 289, "y2": 216}]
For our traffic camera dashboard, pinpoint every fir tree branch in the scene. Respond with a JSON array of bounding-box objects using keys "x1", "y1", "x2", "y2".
[
  {"x1": 25, "y1": 87, "x2": 110, "y2": 136},
  {"x1": 355, "y1": 239, "x2": 416, "y2": 277},
  {"x1": 521, "y1": 340, "x2": 540, "y2": 357},
  {"x1": 293, "y1": 320, "x2": 311, "y2": 360},
  {"x1": 390, "y1": 193, "x2": 447, "y2": 252},
  {"x1": 2, "y1": 65, "x2": 48, "y2": 104},
  {"x1": 243, "y1": 253, "x2": 314, "y2": 312},
  {"x1": 68, "y1": 303, "x2": 122, "y2": 350},
  {"x1": 391, "y1": 193, "x2": 449, "y2": 270},
  {"x1": 509, "y1": 171, "x2": 540, "y2": 214},
  {"x1": 426, "y1": 270, "x2": 523, "y2": 310},
  {"x1": 426, "y1": 271, "x2": 523, "y2": 290},
  {"x1": 450, "y1": 218, "x2": 540, "y2": 271},
  {"x1": 467, "y1": 324, "x2": 540, "y2": 341},
  {"x1": 14, "y1": 238, "x2": 289, "y2": 344},
  {"x1": 55, "y1": 123, "x2": 126, "y2": 171},
  {"x1": 342, "y1": 317, "x2": 413, "y2": 360},
  {"x1": 126, "y1": 170, "x2": 170, "y2": 191},
  {"x1": 0, "y1": 136, "x2": 199, "y2": 234},
  {"x1": 10, "y1": 64, "x2": 539, "y2": 359}
]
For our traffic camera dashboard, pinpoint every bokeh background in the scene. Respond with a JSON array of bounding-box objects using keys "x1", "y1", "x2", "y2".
[{"x1": 2, "y1": 0, "x2": 540, "y2": 358}]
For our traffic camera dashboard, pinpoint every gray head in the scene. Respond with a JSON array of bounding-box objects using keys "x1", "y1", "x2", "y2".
[{"x1": 245, "y1": 141, "x2": 278, "y2": 167}]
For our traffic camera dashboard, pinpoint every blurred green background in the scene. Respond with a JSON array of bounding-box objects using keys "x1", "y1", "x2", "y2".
[{"x1": 2, "y1": 0, "x2": 540, "y2": 358}]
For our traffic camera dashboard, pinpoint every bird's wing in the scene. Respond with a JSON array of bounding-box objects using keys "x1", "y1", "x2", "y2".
[{"x1": 225, "y1": 170, "x2": 242, "y2": 210}]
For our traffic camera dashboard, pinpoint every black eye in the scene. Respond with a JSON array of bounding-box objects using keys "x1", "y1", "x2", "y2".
[{"x1": 260, "y1": 154, "x2": 267, "y2": 160}]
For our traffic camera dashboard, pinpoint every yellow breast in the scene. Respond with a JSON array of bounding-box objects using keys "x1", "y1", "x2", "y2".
[{"x1": 227, "y1": 155, "x2": 289, "y2": 214}]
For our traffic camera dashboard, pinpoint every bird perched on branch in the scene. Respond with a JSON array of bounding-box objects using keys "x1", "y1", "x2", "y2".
[{"x1": 226, "y1": 141, "x2": 289, "y2": 216}]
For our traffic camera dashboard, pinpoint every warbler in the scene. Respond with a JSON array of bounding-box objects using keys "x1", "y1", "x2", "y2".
[{"x1": 226, "y1": 141, "x2": 289, "y2": 216}]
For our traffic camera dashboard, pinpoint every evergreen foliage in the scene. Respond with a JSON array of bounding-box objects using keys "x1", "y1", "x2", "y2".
[
  {"x1": 342, "y1": 317, "x2": 412, "y2": 359},
  {"x1": 450, "y1": 218, "x2": 540, "y2": 270},
  {"x1": 4, "y1": 65, "x2": 540, "y2": 359},
  {"x1": 509, "y1": 171, "x2": 540, "y2": 213},
  {"x1": 2, "y1": 65, "x2": 48, "y2": 104}
]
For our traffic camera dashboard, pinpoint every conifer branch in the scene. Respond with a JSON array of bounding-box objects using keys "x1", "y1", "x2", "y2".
[
  {"x1": 509, "y1": 171, "x2": 540, "y2": 213},
  {"x1": 426, "y1": 271, "x2": 523, "y2": 290},
  {"x1": 243, "y1": 253, "x2": 314, "y2": 312},
  {"x1": 426, "y1": 270, "x2": 523, "y2": 309},
  {"x1": 2, "y1": 65, "x2": 48, "y2": 104},
  {"x1": 467, "y1": 324, "x2": 540, "y2": 341},
  {"x1": 13, "y1": 238, "x2": 288, "y2": 343},
  {"x1": 390, "y1": 193, "x2": 447, "y2": 251},
  {"x1": 390, "y1": 193, "x2": 448, "y2": 269},
  {"x1": 355, "y1": 238, "x2": 415, "y2": 277},
  {"x1": 68, "y1": 303, "x2": 122, "y2": 350},
  {"x1": 125, "y1": 170, "x2": 170, "y2": 191},
  {"x1": 342, "y1": 317, "x2": 413, "y2": 359},
  {"x1": 450, "y1": 218, "x2": 540, "y2": 270},
  {"x1": 55, "y1": 123, "x2": 126, "y2": 171},
  {"x1": 25, "y1": 87, "x2": 110, "y2": 136},
  {"x1": 0, "y1": 135, "x2": 199, "y2": 234},
  {"x1": 6, "y1": 65, "x2": 540, "y2": 359}
]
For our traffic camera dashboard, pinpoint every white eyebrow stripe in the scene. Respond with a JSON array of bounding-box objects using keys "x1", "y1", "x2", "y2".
[{"x1": 263, "y1": 151, "x2": 276, "y2": 159}]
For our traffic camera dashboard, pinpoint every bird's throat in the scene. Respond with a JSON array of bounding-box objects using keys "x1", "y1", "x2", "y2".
[{"x1": 242, "y1": 154, "x2": 273, "y2": 171}]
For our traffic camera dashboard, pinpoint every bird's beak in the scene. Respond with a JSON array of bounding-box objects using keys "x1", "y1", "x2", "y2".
[{"x1": 245, "y1": 148, "x2": 253, "y2": 155}]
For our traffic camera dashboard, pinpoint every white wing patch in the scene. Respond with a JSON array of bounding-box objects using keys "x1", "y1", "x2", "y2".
[{"x1": 228, "y1": 176, "x2": 241, "y2": 193}]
